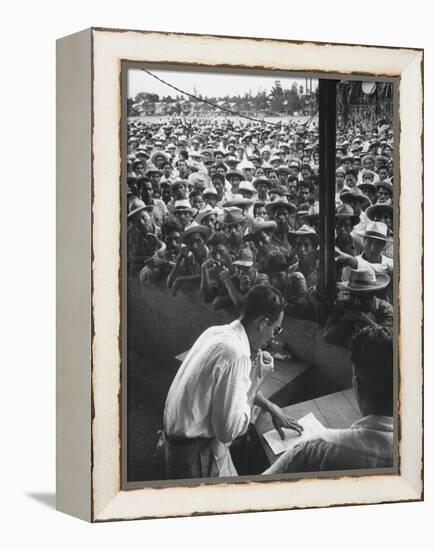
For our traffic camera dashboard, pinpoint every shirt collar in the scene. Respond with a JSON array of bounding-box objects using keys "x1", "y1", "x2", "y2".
[
  {"x1": 229, "y1": 319, "x2": 251, "y2": 358},
  {"x1": 351, "y1": 415, "x2": 394, "y2": 433}
]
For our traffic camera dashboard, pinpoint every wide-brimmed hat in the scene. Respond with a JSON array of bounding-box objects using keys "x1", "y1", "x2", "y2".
[
  {"x1": 173, "y1": 199, "x2": 197, "y2": 215},
  {"x1": 233, "y1": 248, "x2": 254, "y2": 267},
  {"x1": 339, "y1": 268, "x2": 390, "y2": 294},
  {"x1": 375, "y1": 180, "x2": 393, "y2": 195},
  {"x1": 288, "y1": 224, "x2": 320, "y2": 247},
  {"x1": 127, "y1": 198, "x2": 154, "y2": 219},
  {"x1": 340, "y1": 188, "x2": 371, "y2": 209},
  {"x1": 195, "y1": 205, "x2": 219, "y2": 224},
  {"x1": 181, "y1": 224, "x2": 211, "y2": 243},
  {"x1": 335, "y1": 203, "x2": 360, "y2": 225},
  {"x1": 259, "y1": 248, "x2": 298, "y2": 274},
  {"x1": 150, "y1": 151, "x2": 170, "y2": 165},
  {"x1": 276, "y1": 165, "x2": 291, "y2": 174},
  {"x1": 202, "y1": 185, "x2": 218, "y2": 197},
  {"x1": 224, "y1": 194, "x2": 254, "y2": 208},
  {"x1": 239, "y1": 181, "x2": 257, "y2": 195},
  {"x1": 226, "y1": 169, "x2": 244, "y2": 181},
  {"x1": 243, "y1": 218, "x2": 277, "y2": 241},
  {"x1": 222, "y1": 207, "x2": 246, "y2": 226},
  {"x1": 300, "y1": 203, "x2": 320, "y2": 223},
  {"x1": 359, "y1": 220, "x2": 389, "y2": 241},
  {"x1": 366, "y1": 203, "x2": 393, "y2": 222},
  {"x1": 253, "y1": 177, "x2": 272, "y2": 189},
  {"x1": 170, "y1": 179, "x2": 189, "y2": 190},
  {"x1": 357, "y1": 181, "x2": 377, "y2": 193},
  {"x1": 265, "y1": 196, "x2": 297, "y2": 216}
]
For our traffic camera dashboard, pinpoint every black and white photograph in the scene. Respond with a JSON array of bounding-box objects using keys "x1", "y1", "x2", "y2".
[{"x1": 125, "y1": 65, "x2": 396, "y2": 484}]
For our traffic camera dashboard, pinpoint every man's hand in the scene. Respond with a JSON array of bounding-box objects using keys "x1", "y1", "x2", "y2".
[
  {"x1": 269, "y1": 406, "x2": 304, "y2": 439},
  {"x1": 219, "y1": 267, "x2": 232, "y2": 283}
]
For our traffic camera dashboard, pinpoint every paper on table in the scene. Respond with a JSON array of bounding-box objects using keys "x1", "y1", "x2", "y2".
[{"x1": 263, "y1": 412, "x2": 326, "y2": 455}]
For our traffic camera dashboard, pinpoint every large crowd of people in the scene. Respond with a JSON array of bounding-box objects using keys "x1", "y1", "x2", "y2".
[{"x1": 127, "y1": 114, "x2": 394, "y2": 348}]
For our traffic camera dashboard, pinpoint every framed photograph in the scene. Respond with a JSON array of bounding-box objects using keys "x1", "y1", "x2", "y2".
[{"x1": 56, "y1": 28, "x2": 423, "y2": 522}]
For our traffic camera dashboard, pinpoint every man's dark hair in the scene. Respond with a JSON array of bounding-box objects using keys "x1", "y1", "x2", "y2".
[
  {"x1": 211, "y1": 173, "x2": 225, "y2": 185},
  {"x1": 351, "y1": 326, "x2": 393, "y2": 416},
  {"x1": 136, "y1": 176, "x2": 152, "y2": 188},
  {"x1": 215, "y1": 162, "x2": 227, "y2": 172},
  {"x1": 161, "y1": 220, "x2": 182, "y2": 238},
  {"x1": 178, "y1": 150, "x2": 189, "y2": 161},
  {"x1": 242, "y1": 284, "x2": 287, "y2": 323},
  {"x1": 207, "y1": 231, "x2": 228, "y2": 247},
  {"x1": 189, "y1": 189, "x2": 203, "y2": 200},
  {"x1": 346, "y1": 169, "x2": 358, "y2": 179}
]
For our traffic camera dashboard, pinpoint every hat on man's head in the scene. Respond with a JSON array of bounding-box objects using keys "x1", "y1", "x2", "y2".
[
  {"x1": 195, "y1": 205, "x2": 219, "y2": 224},
  {"x1": 335, "y1": 203, "x2": 360, "y2": 225},
  {"x1": 253, "y1": 177, "x2": 272, "y2": 189},
  {"x1": 339, "y1": 267, "x2": 390, "y2": 294},
  {"x1": 243, "y1": 218, "x2": 277, "y2": 241},
  {"x1": 259, "y1": 248, "x2": 298, "y2": 274},
  {"x1": 239, "y1": 181, "x2": 256, "y2": 195},
  {"x1": 226, "y1": 169, "x2": 244, "y2": 181},
  {"x1": 181, "y1": 224, "x2": 211, "y2": 243},
  {"x1": 224, "y1": 194, "x2": 254, "y2": 208},
  {"x1": 366, "y1": 203, "x2": 393, "y2": 222},
  {"x1": 203, "y1": 185, "x2": 218, "y2": 197},
  {"x1": 222, "y1": 207, "x2": 246, "y2": 226},
  {"x1": 233, "y1": 248, "x2": 254, "y2": 267},
  {"x1": 127, "y1": 198, "x2": 154, "y2": 219},
  {"x1": 173, "y1": 199, "x2": 197, "y2": 215},
  {"x1": 288, "y1": 224, "x2": 320, "y2": 248},
  {"x1": 265, "y1": 196, "x2": 297, "y2": 216},
  {"x1": 340, "y1": 187, "x2": 371, "y2": 209},
  {"x1": 150, "y1": 151, "x2": 170, "y2": 165},
  {"x1": 360, "y1": 220, "x2": 389, "y2": 241},
  {"x1": 299, "y1": 203, "x2": 320, "y2": 223},
  {"x1": 375, "y1": 181, "x2": 393, "y2": 195},
  {"x1": 276, "y1": 165, "x2": 291, "y2": 174}
]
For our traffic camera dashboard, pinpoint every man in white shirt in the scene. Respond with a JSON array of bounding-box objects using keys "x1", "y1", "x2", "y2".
[{"x1": 162, "y1": 284, "x2": 303, "y2": 479}]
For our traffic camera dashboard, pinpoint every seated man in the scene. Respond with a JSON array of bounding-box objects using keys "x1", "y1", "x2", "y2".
[
  {"x1": 200, "y1": 232, "x2": 234, "y2": 305},
  {"x1": 264, "y1": 325, "x2": 394, "y2": 474},
  {"x1": 167, "y1": 225, "x2": 210, "y2": 293},
  {"x1": 139, "y1": 220, "x2": 182, "y2": 284},
  {"x1": 323, "y1": 268, "x2": 393, "y2": 346}
]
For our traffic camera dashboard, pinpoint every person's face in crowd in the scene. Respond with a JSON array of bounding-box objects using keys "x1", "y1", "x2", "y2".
[
  {"x1": 136, "y1": 210, "x2": 154, "y2": 235},
  {"x1": 360, "y1": 186, "x2": 378, "y2": 204},
  {"x1": 262, "y1": 150, "x2": 271, "y2": 162},
  {"x1": 191, "y1": 195, "x2": 204, "y2": 211},
  {"x1": 299, "y1": 186, "x2": 313, "y2": 204},
  {"x1": 210, "y1": 243, "x2": 231, "y2": 265},
  {"x1": 177, "y1": 160, "x2": 189, "y2": 178},
  {"x1": 287, "y1": 180, "x2": 298, "y2": 199},
  {"x1": 255, "y1": 167, "x2": 265, "y2": 177},
  {"x1": 297, "y1": 148, "x2": 304, "y2": 159},
  {"x1": 257, "y1": 182, "x2": 269, "y2": 197},
  {"x1": 345, "y1": 197, "x2": 361, "y2": 216},
  {"x1": 345, "y1": 173, "x2": 357, "y2": 188},
  {"x1": 296, "y1": 236, "x2": 315, "y2": 258},
  {"x1": 362, "y1": 172, "x2": 375, "y2": 183},
  {"x1": 336, "y1": 218, "x2": 354, "y2": 240},
  {"x1": 387, "y1": 163, "x2": 394, "y2": 178},
  {"x1": 142, "y1": 181, "x2": 154, "y2": 204},
  {"x1": 202, "y1": 213, "x2": 217, "y2": 231},
  {"x1": 313, "y1": 152, "x2": 319, "y2": 164},
  {"x1": 164, "y1": 230, "x2": 181, "y2": 254},
  {"x1": 154, "y1": 155, "x2": 165, "y2": 169},
  {"x1": 301, "y1": 168, "x2": 311, "y2": 181},
  {"x1": 302, "y1": 155, "x2": 311, "y2": 165},
  {"x1": 352, "y1": 159, "x2": 361, "y2": 172},
  {"x1": 252, "y1": 158, "x2": 260, "y2": 168},
  {"x1": 378, "y1": 167, "x2": 389, "y2": 181},
  {"x1": 228, "y1": 176, "x2": 241, "y2": 193},
  {"x1": 289, "y1": 166, "x2": 299, "y2": 178},
  {"x1": 174, "y1": 210, "x2": 192, "y2": 230},
  {"x1": 243, "y1": 168, "x2": 253, "y2": 182},
  {"x1": 215, "y1": 152, "x2": 224, "y2": 162},
  {"x1": 372, "y1": 211, "x2": 393, "y2": 232},
  {"x1": 161, "y1": 185, "x2": 172, "y2": 204},
  {"x1": 149, "y1": 172, "x2": 160, "y2": 186},
  {"x1": 208, "y1": 165, "x2": 217, "y2": 178},
  {"x1": 364, "y1": 158, "x2": 375, "y2": 171},
  {"x1": 172, "y1": 183, "x2": 186, "y2": 200},
  {"x1": 163, "y1": 163, "x2": 172, "y2": 178},
  {"x1": 186, "y1": 234, "x2": 207, "y2": 260},
  {"x1": 235, "y1": 264, "x2": 255, "y2": 293},
  {"x1": 226, "y1": 223, "x2": 244, "y2": 245},
  {"x1": 383, "y1": 146, "x2": 392, "y2": 158},
  {"x1": 363, "y1": 236, "x2": 385, "y2": 260},
  {"x1": 134, "y1": 162, "x2": 145, "y2": 176},
  {"x1": 240, "y1": 189, "x2": 254, "y2": 201},
  {"x1": 350, "y1": 292, "x2": 375, "y2": 312},
  {"x1": 254, "y1": 205, "x2": 267, "y2": 218},
  {"x1": 273, "y1": 206, "x2": 289, "y2": 226},
  {"x1": 336, "y1": 171, "x2": 346, "y2": 189},
  {"x1": 204, "y1": 194, "x2": 217, "y2": 207},
  {"x1": 237, "y1": 148, "x2": 244, "y2": 160},
  {"x1": 377, "y1": 186, "x2": 392, "y2": 203},
  {"x1": 217, "y1": 166, "x2": 227, "y2": 177},
  {"x1": 269, "y1": 171, "x2": 278, "y2": 186},
  {"x1": 254, "y1": 229, "x2": 273, "y2": 250},
  {"x1": 278, "y1": 172, "x2": 288, "y2": 185}
]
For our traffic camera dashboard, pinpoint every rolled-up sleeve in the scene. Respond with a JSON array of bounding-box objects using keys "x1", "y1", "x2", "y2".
[{"x1": 211, "y1": 348, "x2": 251, "y2": 444}]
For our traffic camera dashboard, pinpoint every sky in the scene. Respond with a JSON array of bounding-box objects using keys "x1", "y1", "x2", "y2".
[{"x1": 128, "y1": 67, "x2": 318, "y2": 100}]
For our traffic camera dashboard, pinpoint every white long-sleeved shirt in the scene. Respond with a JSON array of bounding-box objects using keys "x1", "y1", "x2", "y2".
[{"x1": 163, "y1": 320, "x2": 252, "y2": 444}]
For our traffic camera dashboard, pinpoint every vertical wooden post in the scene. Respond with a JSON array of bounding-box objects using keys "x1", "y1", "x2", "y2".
[{"x1": 318, "y1": 79, "x2": 338, "y2": 325}]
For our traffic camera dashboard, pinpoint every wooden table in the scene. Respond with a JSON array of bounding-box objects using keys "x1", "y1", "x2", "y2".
[{"x1": 255, "y1": 388, "x2": 362, "y2": 465}]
